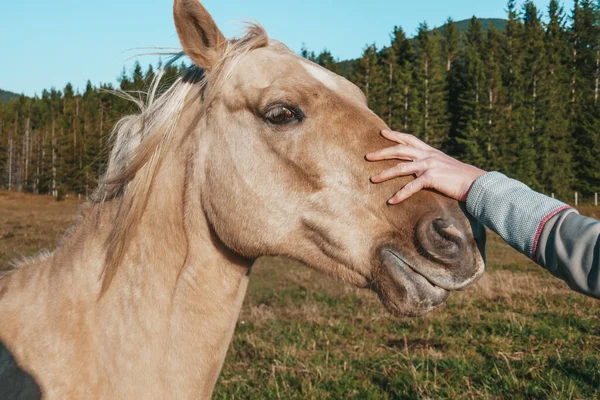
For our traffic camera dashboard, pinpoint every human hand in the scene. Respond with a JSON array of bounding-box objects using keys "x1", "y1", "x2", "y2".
[{"x1": 366, "y1": 130, "x2": 486, "y2": 204}]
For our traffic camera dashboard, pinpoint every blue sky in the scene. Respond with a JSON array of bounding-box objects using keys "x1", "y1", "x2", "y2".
[{"x1": 1, "y1": 0, "x2": 575, "y2": 97}]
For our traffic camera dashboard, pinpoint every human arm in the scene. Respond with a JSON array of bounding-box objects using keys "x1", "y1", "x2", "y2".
[
  {"x1": 367, "y1": 130, "x2": 600, "y2": 299},
  {"x1": 467, "y1": 172, "x2": 600, "y2": 299}
]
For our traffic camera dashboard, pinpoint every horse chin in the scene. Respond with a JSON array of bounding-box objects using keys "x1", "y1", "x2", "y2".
[{"x1": 375, "y1": 248, "x2": 450, "y2": 317}]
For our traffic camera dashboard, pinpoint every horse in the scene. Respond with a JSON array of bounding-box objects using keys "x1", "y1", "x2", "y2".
[{"x1": 0, "y1": 0, "x2": 486, "y2": 398}]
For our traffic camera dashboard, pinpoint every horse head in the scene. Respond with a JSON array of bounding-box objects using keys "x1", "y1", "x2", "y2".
[{"x1": 172, "y1": 0, "x2": 486, "y2": 317}]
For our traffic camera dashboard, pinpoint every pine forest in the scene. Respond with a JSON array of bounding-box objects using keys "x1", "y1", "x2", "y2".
[{"x1": 1, "y1": 0, "x2": 599, "y2": 200}]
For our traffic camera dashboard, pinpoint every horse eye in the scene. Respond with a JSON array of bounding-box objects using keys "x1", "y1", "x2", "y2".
[{"x1": 265, "y1": 106, "x2": 297, "y2": 125}]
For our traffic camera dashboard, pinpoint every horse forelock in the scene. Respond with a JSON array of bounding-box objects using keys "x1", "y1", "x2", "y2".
[{"x1": 97, "y1": 23, "x2": 273, "y2": 293}]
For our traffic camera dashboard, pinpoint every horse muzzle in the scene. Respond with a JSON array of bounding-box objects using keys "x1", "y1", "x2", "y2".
[{"x1": 374, "y1": 212, "x2": 486, "y2": 317}]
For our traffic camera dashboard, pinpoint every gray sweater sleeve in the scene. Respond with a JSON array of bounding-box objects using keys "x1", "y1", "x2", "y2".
[{"x1": 466, "y1": 172, "x2": 600, "y2": 299}]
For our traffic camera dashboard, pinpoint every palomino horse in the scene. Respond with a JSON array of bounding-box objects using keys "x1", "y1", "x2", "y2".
[{"x1": 0, "y1": 0, "x2": 485, "y2": 398}]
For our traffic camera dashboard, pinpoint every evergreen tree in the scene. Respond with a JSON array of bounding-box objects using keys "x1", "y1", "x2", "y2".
[
  {"x1": 354, "y1": 44, "x2": 386, "y2": 117},
  {"x1": 578, "y1": 104, "x2": 600, "y2": 193},
  {"x1": 449, "y1": 17, "x2": 487, "y2": 167},
  {"x1": 145, "y1": 65, "x2": 156, "y2": 85},
  {"x1": 316, "y1": 49, "x2": 340, "y2": 74},
  {"x1": 500, "y1": 0, "x2": 536, "y2": 185},
  {"x1": 538, "y1": 0, "x2": 575, "y2": 197},
  {"x1": 571, "y1": 0, "x2": 600, "y2": 194},
  {"x1": 413, "y1": 23, "x2": 449, "y2": 149},
  {"x1": 441, "y1": 18, "x2": 461, "y2": 72},
  {"x1": 132, "y1": 61, "x2": 145, "y2": 92},
  {"x1": 483, "y1": 23, "x2": 505, "y2": 170},
  {"x1": 118, "y1": 67, "x2": 131, "y2": 91},
  {"x1": 381, "y1": 46, "x2": 397, "y2": 127},
  {"x1": 521, "y1": 1, "x2": 547, "y2": 191},
  {"x1": 300, "y1": 43, "x2": 316, "y2": 62},
  {"x1": 389, "y1": 26, "x2": 416, "y2": 131}
]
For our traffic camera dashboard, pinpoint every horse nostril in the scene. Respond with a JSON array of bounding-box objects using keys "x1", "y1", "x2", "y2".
[
  {"x1": 417, "y1": 217, "x2": 466, "y2": 262},
  {"x1": 431, "y1": 218, "x2": 464, "y2": 246}
]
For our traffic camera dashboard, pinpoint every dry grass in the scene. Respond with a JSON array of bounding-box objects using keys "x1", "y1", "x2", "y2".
[
  {"x1": 1, "y1": 190, "x2": 599, "y2": 398},
  {"x1": 0, "y1": 191, "x2": 81, "y2": 269}
]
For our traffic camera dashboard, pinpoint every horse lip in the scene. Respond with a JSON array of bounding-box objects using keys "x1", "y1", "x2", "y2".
[
  {"x1": 382, "y1": 248, "x2": 453, "y2": 291},
  {"x1": 379, "y1": 247, "x2": 449, "y2": 313}
]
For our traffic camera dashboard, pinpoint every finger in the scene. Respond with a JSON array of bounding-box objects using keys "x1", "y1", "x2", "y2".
[
  {"x1": 371, "y1": 160, "x2": 428, "y2": 183},
  {"x1": 388, "y1": 176, "x2": 429, "y2": 204},
  {"x1": 366, "y1": 145, "x2": 429, "y2": 162},
  {"x1": 381, "y1": 130, "x2": 433, "y2": 151}
]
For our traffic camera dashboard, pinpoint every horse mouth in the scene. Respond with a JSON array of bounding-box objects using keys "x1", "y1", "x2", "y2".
[{"x1": 376, "y1": 247, "x2": 450, "y2": 317}]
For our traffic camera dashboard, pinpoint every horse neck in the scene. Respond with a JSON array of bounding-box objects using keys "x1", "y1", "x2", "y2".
[
  {"x1": 0, "y1": 125, "x2": 252, "y2": 398},
  {"x1": 97, "y1": 130, "x2": 253, "y2": 396},
  {"x1": 159, "y1": 134, "x2": 253, "y2": 396}
]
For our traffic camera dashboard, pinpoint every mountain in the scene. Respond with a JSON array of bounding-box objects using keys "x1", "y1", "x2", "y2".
[
  {"x1": 0, "y1": 89, "x2": 19, "y2": 103},
  {"x1": 439, "y1": 18, "x2": 507, "y2": 33}
]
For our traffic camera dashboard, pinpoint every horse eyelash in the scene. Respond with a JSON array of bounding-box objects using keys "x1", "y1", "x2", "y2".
[{"x1": 264, "y1": 105, "x2": 304, "y2": 123}]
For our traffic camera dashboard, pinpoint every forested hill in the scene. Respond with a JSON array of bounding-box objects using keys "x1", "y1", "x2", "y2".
[
  {"x1": 0, "y1": 90, "x2": 18, "y2": 103},
  {"x1": 1, "y1": 0, "x2": 599, "y2": 200},
  {"x1": 337, "y1": 17, "x2": 508, "y2": 79},
  {"x1": 450, "y1": 18, "x2": 507, "y2": 32}
]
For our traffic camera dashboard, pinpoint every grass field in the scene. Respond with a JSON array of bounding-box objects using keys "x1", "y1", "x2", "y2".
[{"x1": 1, "y1": 191, "x2": 599, "y2": 399}]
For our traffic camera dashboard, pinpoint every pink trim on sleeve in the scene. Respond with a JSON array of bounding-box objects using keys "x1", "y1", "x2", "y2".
[{"x1": 531, "y1": 205, "x2": 572, "y2": 260}]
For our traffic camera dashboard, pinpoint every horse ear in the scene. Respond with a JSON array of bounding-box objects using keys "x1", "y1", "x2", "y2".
[{"x1": 173, "y1": 0, "x2": 227, "y2": 70}]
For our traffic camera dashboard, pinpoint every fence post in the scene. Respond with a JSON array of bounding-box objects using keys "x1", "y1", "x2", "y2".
[
  {"x1": 575, "y1": 192, "x2": 578, "y2": 207},
  {"x1": 551, "y1": 193, "x2": 555, "y2": 199},
  {"x1": 595, "y1": 193, "x2": 598, "y2": 207}
]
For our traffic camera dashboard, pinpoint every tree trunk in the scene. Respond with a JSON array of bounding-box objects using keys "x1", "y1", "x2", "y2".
[
  {"x1": 41, "y1": 129, "x2": 47, "y2": 195},
  {"x1": 365, "y1": 66, "x2": 370, "y2": 100},
  {"x1": 52, "y1": 119, "x2": 57, "y2": 198},
  {"x1": 424, "y1": 59, "x2": 429, "y2": 141},
  {"x1": 99, "y1": 98, "x2": 105, "y2": 186},
  {"x1": 0, "y1": 119, "x2": 3, "y2": 188},
  {"x1": 488, "y1": 87, "x2": 493, "y2": 127},
  {"x1": 595, "y1": 41, "x2": 599, "y2": 105},
  {"x1": 475, "y1": 80, "x2": 480, "y2": 134},
  {"x1": 23, "y1": 103, "x2": 31, "y2": 191},
  {"x1": 532, "y1": 74, "x2": 537, "y2": 133},
  {"x1": 9, "y1": 111, "x2": 17, "y2": 190},
  {"x1": 99, "y1": 99, "x2": 104, "y2": 148},
  {"x1": 571, "y1": 42, "x2": 577, "y2": 113},
  {"x1": 75, "y1": 97, "x2": 79, "y2": 160},
  {"x1": 33, "y1": 128, "x2": 39, "y2": 194},
  {"x1": 403, "y1": 86, "x2": 409, "y2": 131},
  {"x1": 388, "y1": 62, "x2": 393, "y2": 127}
]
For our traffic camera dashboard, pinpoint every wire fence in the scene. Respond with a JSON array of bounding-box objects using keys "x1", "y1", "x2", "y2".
[{"x1": 552, "y1": 192, "x2": 599, "y2": 207}]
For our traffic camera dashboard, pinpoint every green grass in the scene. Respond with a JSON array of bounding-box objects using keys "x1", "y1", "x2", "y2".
[{"x1": 212, "y1": 255, "x2": 600, "y2": 399}]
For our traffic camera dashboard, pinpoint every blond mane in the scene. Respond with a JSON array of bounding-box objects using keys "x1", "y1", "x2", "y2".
[{"x1": 98, "y1": 24, "x2": 275, "y2": 292}]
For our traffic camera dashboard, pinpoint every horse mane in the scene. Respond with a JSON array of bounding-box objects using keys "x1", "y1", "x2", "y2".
[{"x1": 97, "y1": 24, "x2": 273, "y2": 293}]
